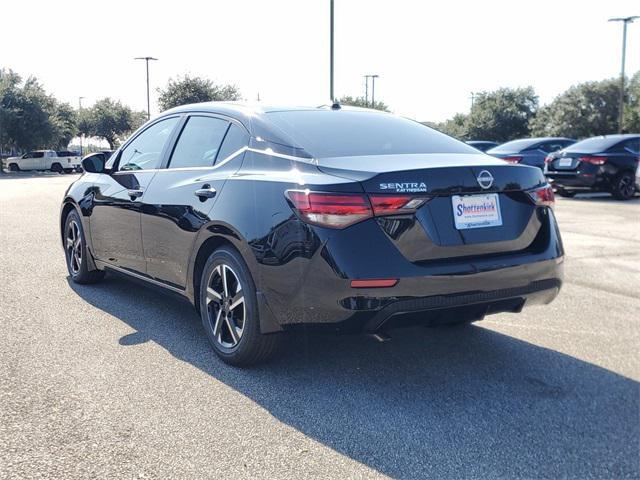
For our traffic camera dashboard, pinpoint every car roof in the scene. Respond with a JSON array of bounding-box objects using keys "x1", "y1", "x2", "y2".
[
  {"x1": 162, "y1": 101, "x2": 380, "y2": 122},
  {"x1": 159, "y1": 101, "x2": 394, "y2": 154},
  {"x1": 580, "y1": 134, "x2": 639, "y2": 140}
]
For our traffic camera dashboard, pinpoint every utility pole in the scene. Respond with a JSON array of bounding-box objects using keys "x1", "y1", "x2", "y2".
[
  {"x1": 134, "y1": 56, "x2": 158, "y2": 120},
  {"x1": 329, "y1": 0, "x2": 334, "y2": 101},
  {"x1": 78, "y1": 96, "x2": 84, "y2": 156},
  {"x1": 368, "y1": 74, "x2": 379, "y2": 108},
  {"x1": 363, "y1": 75, "x2": 369, "y2": 106},
  {"x1": 608, "y1": 16, "x2": 638, "y2": 133},
  {"x1": 470, "y1": 92, "x2": 476, "y2": 110}
]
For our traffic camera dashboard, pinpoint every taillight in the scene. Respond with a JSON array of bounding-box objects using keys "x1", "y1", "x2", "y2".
[
  {"x1": 527, "y1": 184, "x2": 555, "y2": 207},
  {"x1": 286, "y1": 190, "x2": 428, "y2": 229},
  {"x1": 503, "y1": 156, "x2": 522, "y2": 164},
  {"x1": 579, "y1": 155, "x2": 607, "y2": 166}
]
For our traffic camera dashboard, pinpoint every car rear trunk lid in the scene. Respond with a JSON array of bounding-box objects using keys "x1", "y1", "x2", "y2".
[{"x1": 317, "y1": 153, "x2": 547, "y2": 262}]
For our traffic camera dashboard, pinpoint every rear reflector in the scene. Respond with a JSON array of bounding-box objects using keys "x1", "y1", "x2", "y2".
[
  {"x1": 369, "y1": 195, "x2": 428, "y2": 216},
  {"x1": 502, "y1": 156, "x2": 522, "y2": 164},
  {"x1": 350, "y1": 279, "x2": 398, "y2": 288},
  {"x1": 579, "y1": 155, "x2": 607, "y2": 166},
  {"x1": 527, "y1": 184, "x2": 555, "y2": 207},
  {"x1": 286, "y1": 190, "x2": 429, "y2": 229}
]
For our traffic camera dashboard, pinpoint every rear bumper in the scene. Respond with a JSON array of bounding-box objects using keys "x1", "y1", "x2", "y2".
[
  {"x1": 545, "y1": 164, "x2": 614, "y2": 190},
  {"x1": 259, "y1": 208, "x2": 564, "y2": 333}
]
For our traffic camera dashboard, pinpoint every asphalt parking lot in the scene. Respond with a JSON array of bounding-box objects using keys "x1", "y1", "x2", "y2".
[{"x1": 1, "y1": 173, "x2": 638, "y2": 479}]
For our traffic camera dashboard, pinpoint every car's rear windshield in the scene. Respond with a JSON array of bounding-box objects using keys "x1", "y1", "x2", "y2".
[
  {"x1": 564, "y1": 137, "x2": 624, "y2": 154},
  {"x1": 487, "y1": 139, "x2": 538, "y2": 154},
  {"x1": 265, "y1": 110, "x2": 476, "y2": 158}
]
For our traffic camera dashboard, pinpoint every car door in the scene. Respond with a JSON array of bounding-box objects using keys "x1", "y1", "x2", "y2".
[
  {"x1": 89, "y1": 116, "x2": 180, "y2": 274},
  {"x1": 141, "y1": 115, "x2": 250, "y2": 288},
  {"x1": 20, "y1": 152, "x2": 37, "y2": 170}
]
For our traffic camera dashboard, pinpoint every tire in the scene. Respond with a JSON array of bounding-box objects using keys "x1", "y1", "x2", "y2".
[
  {"x1": 64, "y1": 210, "x2": 105, "y2": 284},
  {"x1": 63, "y1": 168, "x2": 74, "y2": 174},
  {"x1": 199, "y1": 247, "x2": 281, "y2": 366},
  {"x1": 611, "y1": 171, "x2": 636, "y2": 200},
  {"x1": 51, "y1": 163, "x2": 63, "y2": 173},
  {"x1": 556, "y1": 188, "x2": 576, "y2": 198},
  {"x1": 9, "y1": 163, "x2": 19, "y2": 172}
]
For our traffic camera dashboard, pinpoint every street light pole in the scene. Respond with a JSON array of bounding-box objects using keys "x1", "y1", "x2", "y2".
[
  {"x1": 329, "y1": 0, "x2": 334, "y2": 101},
  {"x1": 134, "y1": 56, "x2": 158, "y2": 120},
  {"x1": 363, "y1": 76, "x2": 369, "y2": 106},
  {"x1": 608, "y1": 16, "x2": 638, "y2": 133},
  {"x1": 78, "y1": 96, "x2": 85, "y2": 156},
  {"x1": 369, "y1": 74, "x2": 379, "y2": 108}
]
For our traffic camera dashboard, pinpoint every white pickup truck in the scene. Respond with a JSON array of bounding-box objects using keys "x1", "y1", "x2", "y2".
[{"x1": 5, "y1": 150, "x2": 81, "y2": 173}]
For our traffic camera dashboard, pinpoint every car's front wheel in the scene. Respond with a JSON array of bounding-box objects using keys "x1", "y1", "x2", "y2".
[
  {"x1": 199, "y1": 247, "x2": 280, "y2": 366},
  {"x1": 611, "y1": 172, "x2": 636, "y2": 200},
  {"x1": 64, "y1": 210, "x2": 105, "y2": 284}
]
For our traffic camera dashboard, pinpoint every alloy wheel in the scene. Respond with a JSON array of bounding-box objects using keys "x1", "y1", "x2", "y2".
[
  {"x1": 66, "y1": 220, "x2": 82, "y2": 275},
  {"x1": 206, "y1": 264, "x2": 245, "y2": 349},
  {"x1": 618, "y1": 174, "x2": 635, "y2": 199}
]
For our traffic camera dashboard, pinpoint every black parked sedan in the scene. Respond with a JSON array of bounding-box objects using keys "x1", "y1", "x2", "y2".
[
  {"x1": 488, "y1": 137, "x2": 575, "y2": 169},
  {"x1": 545, "y1": 134, "x2": 640, "y2": 200},
  {"x1": 61, "y1": 103, "x2": 564, "y2": 365},
  {"x1": 466, "y1": 140, "x2": 499, "y2": 152}
]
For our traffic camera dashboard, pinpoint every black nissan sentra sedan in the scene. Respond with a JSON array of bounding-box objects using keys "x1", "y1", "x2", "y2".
[
  {"x1": 544, "y1": 134, "x2": 640, "y2": 200},
  {"x1": 61, "y1": 103, "x2": 564, "y2": 365}
]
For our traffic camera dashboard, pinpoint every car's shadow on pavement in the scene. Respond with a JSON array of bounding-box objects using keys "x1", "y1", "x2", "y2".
[
  {"x1": 68, "y1": 275, "x2": 639, "y2": 479},
  {"x1": 560, "y1": 192, "x2": 640, "y2": 203}
]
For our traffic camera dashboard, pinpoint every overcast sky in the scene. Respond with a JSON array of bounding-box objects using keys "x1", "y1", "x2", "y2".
[{"x1": 2, "y1": 0, "x2": 639, "y2": 122}]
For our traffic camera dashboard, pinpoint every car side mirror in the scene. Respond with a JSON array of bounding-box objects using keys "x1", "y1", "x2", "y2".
[{"x1": 82, "y1": 154, "x2": 105, "y2": 174}]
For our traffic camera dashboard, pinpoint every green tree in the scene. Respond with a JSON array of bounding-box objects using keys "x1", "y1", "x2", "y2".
[
  {"x1": 50, "y1": 101, "x2": 78, "y2": 149},
  {"x1": 79, "y1": 98, "x2": 140, "y2": 149},
  {"x1": 465, "y1": 87, "x2": 538, "y2": 142},
  {"x1": 157, "y1": 75, "x2": 242, "y2": 111},
  {"x1": 1, "y1": 69, "x2": 78, "y2": 155},
  {"x1": 530, "y1": 78, "x2": 620, "y2": 138},
  {"x1": 338, "y1": 95, "x2": 390, "y2": 112},
  {"x1": 424, "y1": 113, "x2": 469, "y2": 139}
]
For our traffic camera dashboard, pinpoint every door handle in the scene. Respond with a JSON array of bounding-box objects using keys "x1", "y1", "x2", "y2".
[
  {"x1": 195, "y1": 184, "x2": 217, "y2": 200},
  {"x1": 128, "y1": 189, "x2": 144, "y2": 199}
]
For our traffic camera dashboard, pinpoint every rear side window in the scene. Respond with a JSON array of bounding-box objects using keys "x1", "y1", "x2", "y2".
[
  {"x1": 169, "y1": 116, "x2": 229, "y2": 169},
  {"x1": 565, "y1": 137, "x2": 620, "y2": 154},
  {"x1": 537, "y1": 141, "x2": 568, "y2": 153},
  {"x1": 120, "y1": 117, "x2": 179, "y2": 171},
  {"x1": 216, "y1": 124, "x2": 250, "y2": 163},
  {"x1": 265, "y1": 110, "x2": 476, "y2": 158},
  {"x1": 623, "y1": 138, "x2": 640, "y2": 155}
]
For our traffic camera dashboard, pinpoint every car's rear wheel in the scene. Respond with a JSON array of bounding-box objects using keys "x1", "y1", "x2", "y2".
[
  {"x1": 611, "y1": 172, "x2": 636, "y2": 200},
  {"x1": 555, "y1": 188, "x2": 576, "y2": 198},
  {"x1": 51, "y1": 163, "x2": 63, "y2": 173},
  {"x1": 64, "y1": 210, "x2": 105, "y2": 284},
  {"x1": 199, "y1": 247, "x2": 280, "y2": 366}
]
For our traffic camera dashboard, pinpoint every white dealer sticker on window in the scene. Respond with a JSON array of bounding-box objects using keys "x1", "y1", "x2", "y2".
[{"x1": 452, "y1": 194, "x2": 502, "y2": 230}]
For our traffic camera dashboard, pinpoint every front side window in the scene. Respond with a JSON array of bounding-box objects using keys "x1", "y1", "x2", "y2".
[
  {"x1": 119, "y1": 117, "x2": 179, "y2": 171},
  {"x1": 168, "y1": 116, "x2": 230, "y2": 169}
]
